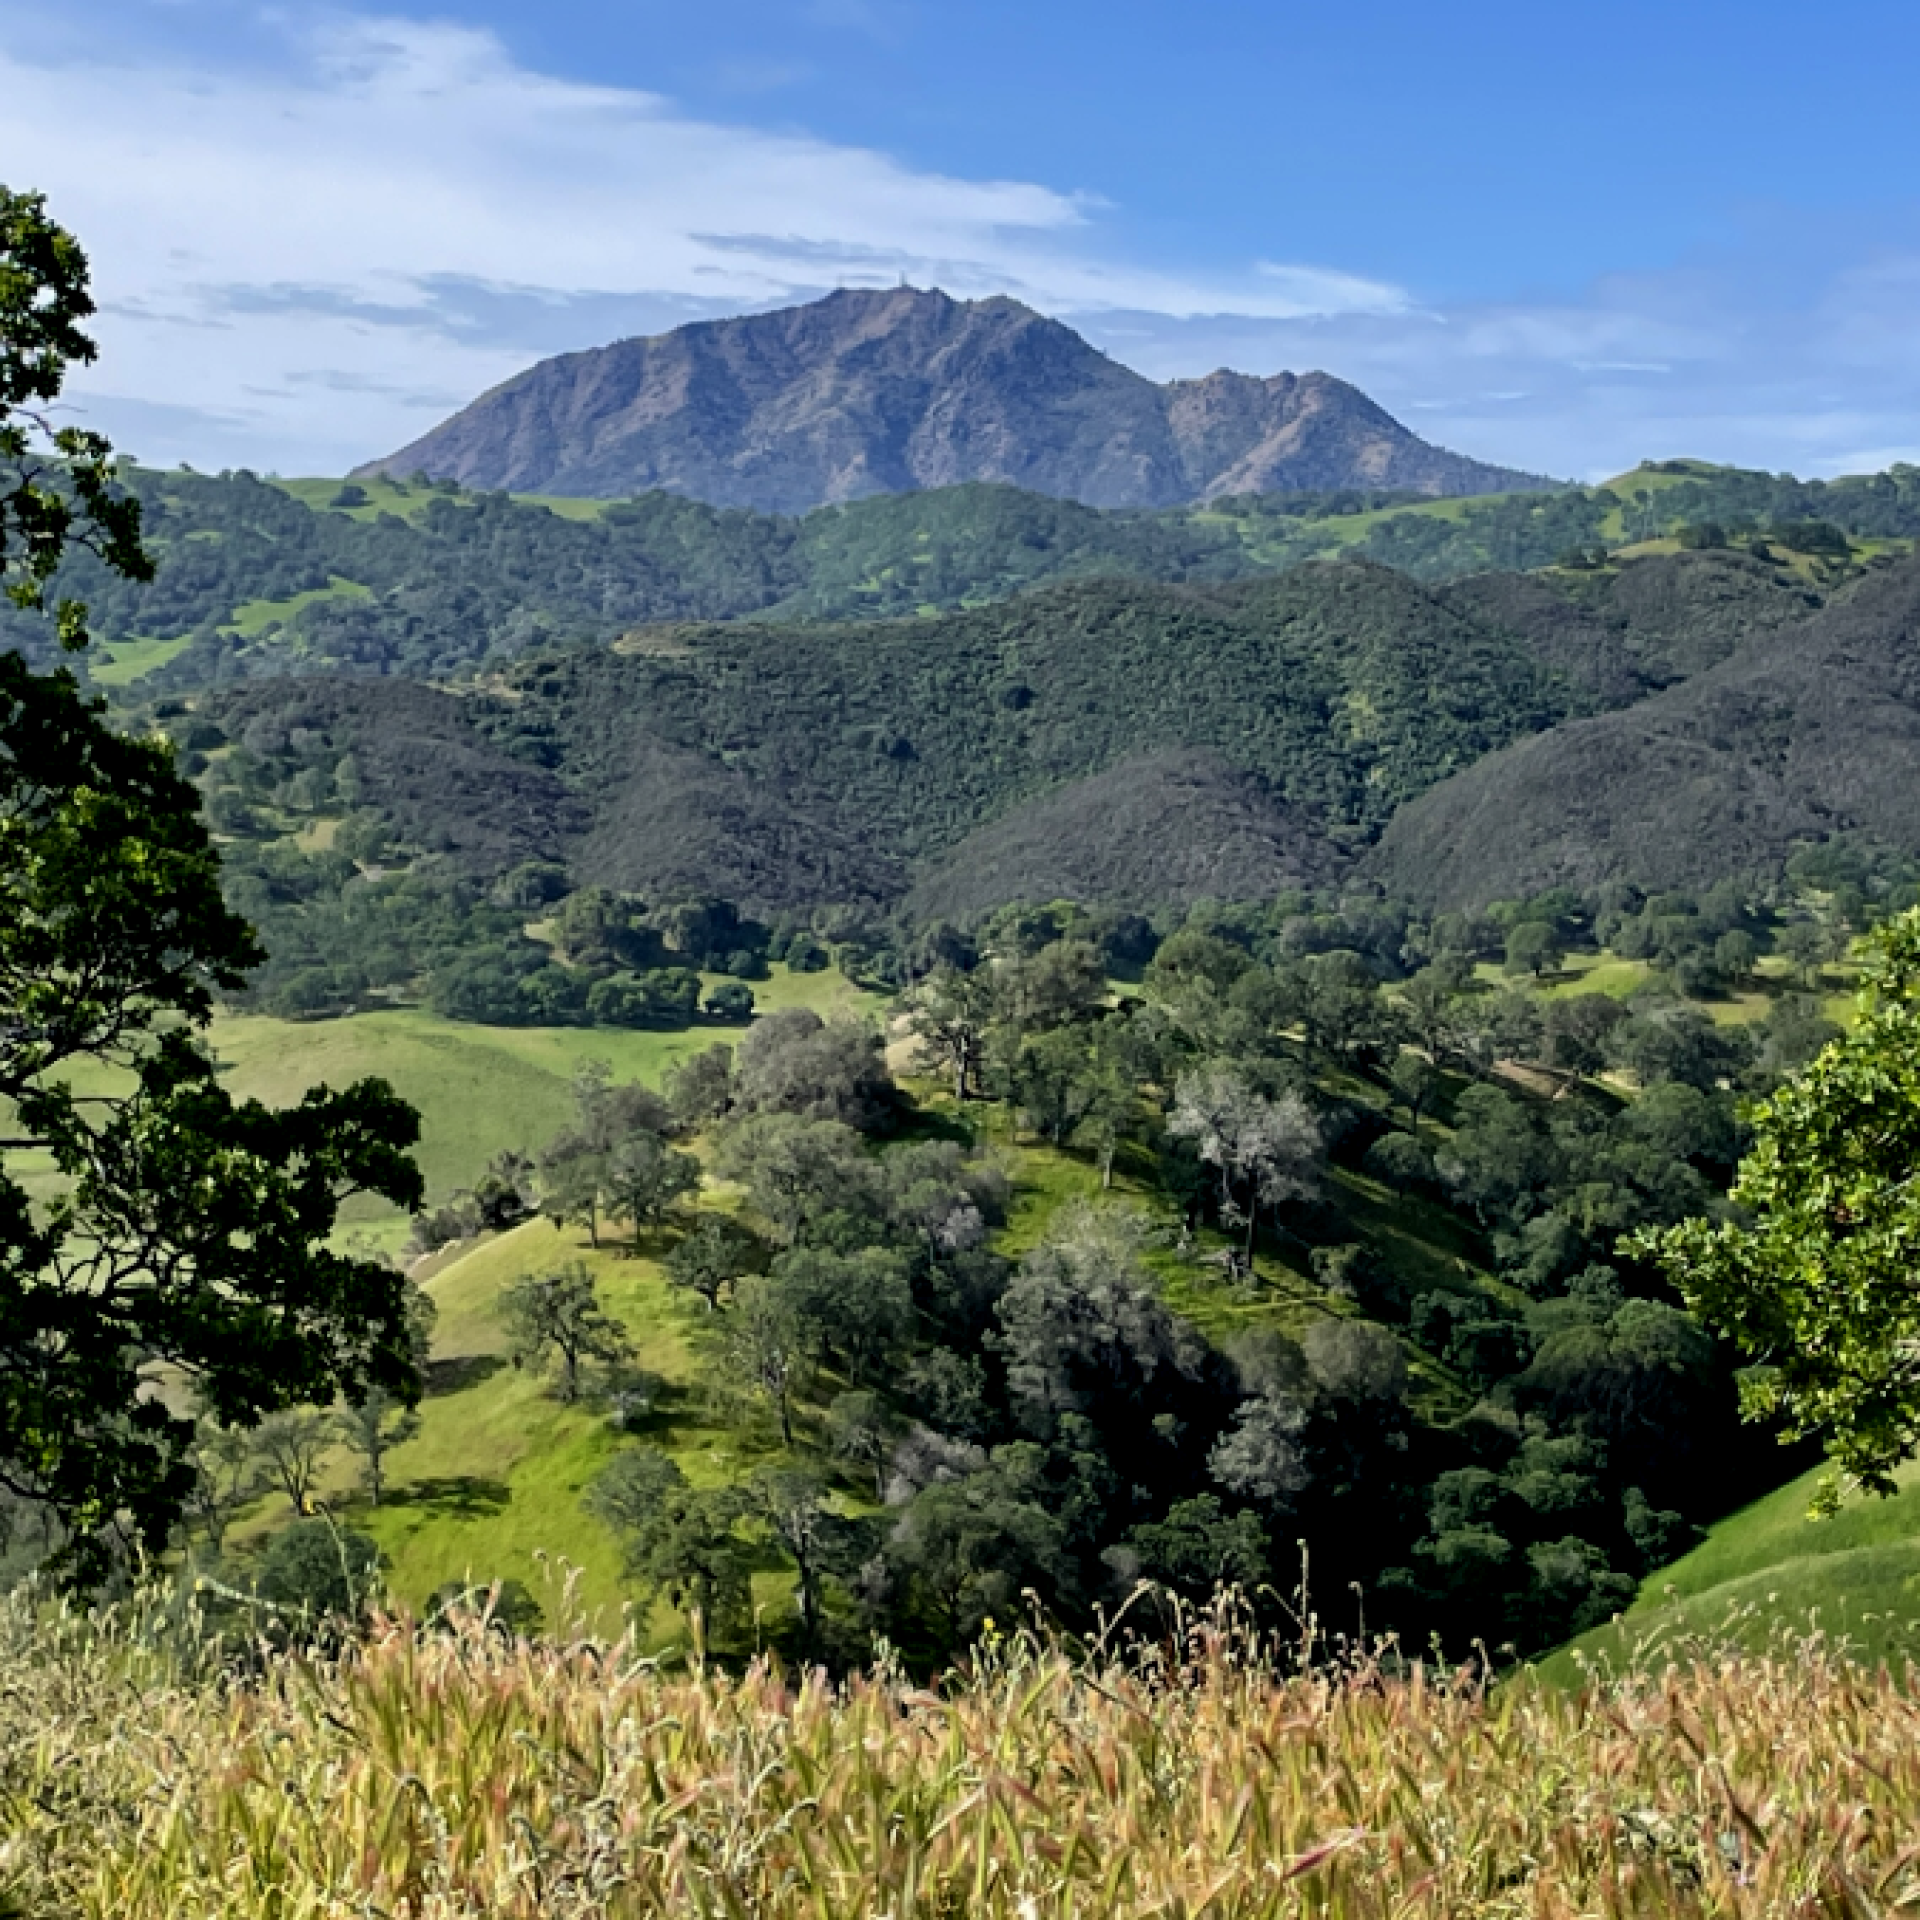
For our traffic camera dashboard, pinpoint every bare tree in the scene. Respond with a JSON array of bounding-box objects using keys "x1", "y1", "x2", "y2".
[
  {"x1": 1169, "y1": 1067, "x2": 1323, "y2": 1261},
  {"x1": 251, "y1": 1407, "x2": 335, "y2": 1515}
]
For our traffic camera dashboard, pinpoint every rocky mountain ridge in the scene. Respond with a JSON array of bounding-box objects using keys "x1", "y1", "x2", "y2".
[{"x1": 358, "y1": 287, "x2": 1548, "y2": 512}]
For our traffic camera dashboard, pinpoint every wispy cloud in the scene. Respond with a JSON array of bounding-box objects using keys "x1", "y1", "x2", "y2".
[
  {"x1": 1070, "y1": 230, "x2": 1920, "y2": 483},
  {"x1": 3, "y1": 6, "x2": 1918, "y2": 485},
  {"x1": 0, "y1": 7, "x2": 1402, "y2": 472}
]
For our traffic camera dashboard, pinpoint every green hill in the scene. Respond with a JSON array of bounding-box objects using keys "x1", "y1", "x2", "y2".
[
  {"x1": 157, "y1": 890, "x2": 1829, "y2": 1669},
  {"x1": 1366, "y1": 551, "x2": 1920, "y2": 907},
  {"x1": 1543, "y1": 1458, "x2": 1920, "y2": 1679},
  {"x1": 4, "y1": 455, "x2": 1914, "y2": 690},
  {"x1": 902, "y1": 750, "x2": 1342, "y2": 918},
  {"x1": 195, "y1": 538, "x2": 1920, "y2": 917},
  {"x1": 194, "y1": 562, "x2": 1590, "y2": 915}
]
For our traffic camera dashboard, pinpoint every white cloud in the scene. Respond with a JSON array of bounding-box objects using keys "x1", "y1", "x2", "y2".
[
  {"x1": 0, "y1": 9, "x2": 1404, "y2": 472},
  {"x1": 8, "y1": 9, "x2": 1920, "y2": 487},
  {"x1": 1068, "y1": 238, "x2": 1920, "y2": 485}
]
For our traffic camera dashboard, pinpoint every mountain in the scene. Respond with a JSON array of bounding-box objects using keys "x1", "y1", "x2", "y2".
[
  {"x1": 1365, "y1": 554, "x2": 1920, "y2": 907},
  {"x1": 355, "y1": 287, "x2": 1549, "y2": 513}
]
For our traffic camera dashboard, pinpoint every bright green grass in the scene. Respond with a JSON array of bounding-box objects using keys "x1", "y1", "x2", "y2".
[
  {"x1": 88, "y1": 634, "x2": 194, "y2": 685},
  {"x1": 1594, "y1": 462, "x2": 1731, "y2": 541},
  {"x1": 328, "y1": 1100, "x2": 1474, "y2": 1628},
  {"x1": 1531, "y1": 953, "x2": 1654, "y2": 1001},
  {"x1": 237, "y1": 1216, "x2": 795, "y2": 1632},
  {"x1": 514, "y1": 493, "x2": 623, "y2": 522},
  {"x1": 274, "y1": 476, "x2": 621, "y2": 525},
  {"x1": 212, "y1": 1003, "x2": 1512, "y2": 1637},
  {"x1": 1597, "y1": 461, "x2": 1732, "y2": 498},
  {"x1": 209, "y1": 1010, "x2": 712, "y2": 1208},
  {"x1": 1539, "y1": 1457, "x2": 1920, "y2": 1680},
  {"x1": 10, "y1": 969, "x2": 869, "y2": 1229},
  {"x1": 1481, "y1": 948, "x2": 1852, "y2": 1030},
  {"x1": 366, "y1": 1219, "x2": 734, "y2": 1624},
  {"x1": 273, "y1": 476, "x2": 441, "y2": 523},
  {"x1": 224, "y1": 576, "x2": 371, "y2": 636},
  {"x1": 1202, "y1": 492, "x2": 1486, "y2": 568},
  {"x1": 207, "y1": 964, "x2": 870, "y2": 1212},
  {"x1": 1542, "y1": 1545, "x2": 1920, "y2": 1681}
]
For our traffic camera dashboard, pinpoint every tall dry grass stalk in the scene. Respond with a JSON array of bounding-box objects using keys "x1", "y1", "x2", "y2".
[{"x1": 3, "y1": 1580, "x2": 1918, "y2": 1918}]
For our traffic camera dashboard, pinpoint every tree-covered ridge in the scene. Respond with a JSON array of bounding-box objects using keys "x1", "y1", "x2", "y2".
[
  {"x1": 482, "y1": 565, "x2": 1586, "y2": 855},
  {"x1": 2, "y1": 456, "x2": 1913, "y2": 689},
  {"x1": 1367, "y1": 550, "x2": 1920, "y2": 907},
  {"x1": 175, "y1": 560, "x2": 1590, "y2": 939},
  {"x1": 175, "y1": 537, "x2": 1910, "y2": 930}
]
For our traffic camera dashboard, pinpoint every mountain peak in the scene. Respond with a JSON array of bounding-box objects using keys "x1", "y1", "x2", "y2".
[{"x1": 358, "y1": 288, "x2": 1548, "y2": 512}]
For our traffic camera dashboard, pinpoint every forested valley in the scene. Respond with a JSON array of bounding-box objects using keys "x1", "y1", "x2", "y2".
[{"x1": 12, "y1": 405, "x2": 1920, "y2": 1672}]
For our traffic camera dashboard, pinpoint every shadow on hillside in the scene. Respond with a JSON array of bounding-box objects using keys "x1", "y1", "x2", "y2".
[
  {"x1": 889, "y1": 1100, "x2": 978, "y2": 1147},
  {"x1": 423, "y1": 1353, "x2": 508, "y2": 1397},
  {"x1": 387, "y1": 1475, "x2": 512, "y2": 1519}
]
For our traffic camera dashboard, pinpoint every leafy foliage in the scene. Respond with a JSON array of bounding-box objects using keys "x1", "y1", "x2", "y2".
[
  {"x1": 497, "y1": 1262, "x2": 633, "y2": 1403},
  {"x1": 1637, "y1": 908, "x2": 1920, "y2": 1506},
  {"x1": 0, "y1": 189, "x2": 424, "y2": 1582}
]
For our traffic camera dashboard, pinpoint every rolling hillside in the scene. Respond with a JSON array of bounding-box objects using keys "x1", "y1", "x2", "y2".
[
  {"x1": 1366, "y1": 550, "x2": 1920, "y2": 907},
  {"x1": 196, "y1": 541, "x2": 1916, "y2": 916},
  {"x1": 1544, "y1": 1457, "x2": 1920, "y2": 1678},
  {"x1": 198, "y1": 561, "x2": 1588, "y2": 913},
  {"x1": 903, "y1": 751, "x2": 1341, "y2": 919},
  {"x1": 2, "y1": 456, "x2": 1909, "y2": 696},
  {"x1": 209, "y1": 1020, "x2": 1497, "y2": 1625}
]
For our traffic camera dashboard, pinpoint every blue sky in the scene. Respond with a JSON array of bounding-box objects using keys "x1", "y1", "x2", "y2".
[{"x1": 6, "y1": 0, "x2": 1920, "y2": 480}]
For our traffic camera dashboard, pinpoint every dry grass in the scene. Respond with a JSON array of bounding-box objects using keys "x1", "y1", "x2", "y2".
[{"x1": 6, "y1": 1585, "x2": 1920, "y2": 1919}]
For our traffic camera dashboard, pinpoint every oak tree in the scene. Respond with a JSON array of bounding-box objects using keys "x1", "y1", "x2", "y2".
[{"x1": 0, "y1": 187, "x2": 423, "y2": 1580}]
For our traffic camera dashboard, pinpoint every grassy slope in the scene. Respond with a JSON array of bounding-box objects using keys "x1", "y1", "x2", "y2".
[
  {"x1": 200, "y1": 962, "x2": 1503, "y2": 1625},
  {"x1": 209, "y1": 964, "x2": 861, "y2": 1222},
  {"x1": 349, "y1": 1218, "x2": 778, "y2": 1630},
  {"x1": 201, "y1": 967, "x2": 864, "y2": 1622},
  {"x1": 323, "y1": 1129, "x2": 1493, "y2": 1626},
  {"x1": 283, "y1": 1042, "x2": 1501, "y2": 1627},
  {"x1": 276, "y1": 475, "x2": 620, "y2": 525},
  {"x1": 1541, "y1": 1459, "x2": 1920, "y2": 1680},
  {"x1": 198, "y1": 946, "x2": 1865, "y2": 1651},
  {"x1": 224, "y1": 576, "x2": 372, "y2": 635},
  {"x1": 88, "y1": 634, "x2": 194, "y2": 684}
]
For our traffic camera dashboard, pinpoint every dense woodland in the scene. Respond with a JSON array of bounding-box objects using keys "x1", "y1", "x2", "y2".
[
  {"x1": 152, "y1": 532, "x2": 1897, "y2": 940},
  {"x1": 103, "y1": 718, "x2": 1905, "y2": 1665},
  {"x1": 2, "y1": 456, "x2": 1916, "y2": 687},
  {"x1": 17, "y1": 421, "x2": 1920, "y2": 1668}
]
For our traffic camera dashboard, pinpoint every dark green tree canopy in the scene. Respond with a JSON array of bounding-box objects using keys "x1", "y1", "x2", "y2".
[
  {"x1": 0, "y1": 185, "x2": 423, "y2": 1580},
  {"x1": 1, "y1": 188, "x2": 148, "y2": 646},
  {"x1": 1636, "y1": 908, "x2": 1920, "y2": 1509}
]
